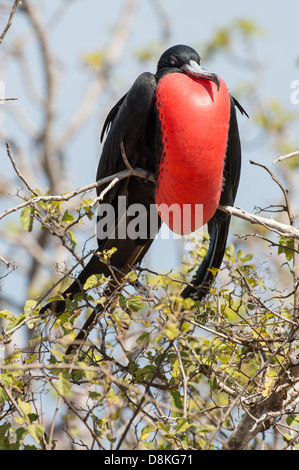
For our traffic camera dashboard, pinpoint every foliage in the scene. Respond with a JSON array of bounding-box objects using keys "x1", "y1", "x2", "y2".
[{"x1": 1, "y1": 201, "x2": 299, "y2": 449}]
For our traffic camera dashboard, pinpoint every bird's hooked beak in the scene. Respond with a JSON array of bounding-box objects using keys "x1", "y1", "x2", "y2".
[{"x1": 182, "y1": 59, "x2": 220, "y2": 91}]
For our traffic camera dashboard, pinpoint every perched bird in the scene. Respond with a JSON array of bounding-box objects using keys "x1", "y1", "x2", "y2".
[{"x1": 41, "y1": 44, "x2": 246, "y2": 351}]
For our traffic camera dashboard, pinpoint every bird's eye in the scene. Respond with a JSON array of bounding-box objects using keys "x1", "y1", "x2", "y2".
[{"x1": 169, "y1": 56, "x2": 177, "y2": 66}]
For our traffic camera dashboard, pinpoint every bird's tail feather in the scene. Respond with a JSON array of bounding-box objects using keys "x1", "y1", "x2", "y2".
[
  {"x1": 181, "y1": 212, "x2": 230, "y2": 300},
  {"x1": 39, "y1": 253, "x2": 108, "y2": 316}
]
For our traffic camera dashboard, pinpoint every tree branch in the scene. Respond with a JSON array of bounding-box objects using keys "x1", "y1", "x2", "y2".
[
  {"x1": 223, "y1": 366, "x2": 299, "y2": 450},
  {"x1": 0, "y1": 0, "x2": 21, "y2": 45},
  {"x1": 273, "y1": 150, "x2": 299, "y2": 164},
  {"x1": 219, "y1": 204, "x2": 299, "y2": 240}
]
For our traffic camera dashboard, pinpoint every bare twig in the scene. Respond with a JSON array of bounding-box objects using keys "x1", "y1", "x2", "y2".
[
  {"x1": 0, "y1": 0, "x2": 21, "y2": 45},
  {"x1": 0, "y1": 253, "x2": 14, "y2": 269},
  {"x1": 250, "y1": 160, "x2": 293, "y2": 218},
  {"x1": 273, "y1": 150, "x2": 299, "y2": 164},
  {"x1": 173, "y1": 341, "x2": 188, "y2": 418},
  {"x1": 219, "y1": 204, "x2": 299, "y2": 240},
  {"x1": 0, "y1": 97, "x2": 18, "y2": 101},
  {"x1": 6, "y1": 142, "x2": 39, "y2": 196},
  {"x1": 120, "y1": 140, "x2": 156, "y2": 182}
]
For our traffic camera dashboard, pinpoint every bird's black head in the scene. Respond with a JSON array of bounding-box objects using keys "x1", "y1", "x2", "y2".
[
  {"x1": 156, "y1": 44, "x2": 220, "y2": 90},
  {"x1": 157, "y1": 44, "x2": 201, "y2": 71}
]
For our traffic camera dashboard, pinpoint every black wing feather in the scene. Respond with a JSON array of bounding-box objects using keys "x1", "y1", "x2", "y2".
[{"x1": 100, "y1": 94, "x2": 127, "y2": 143}]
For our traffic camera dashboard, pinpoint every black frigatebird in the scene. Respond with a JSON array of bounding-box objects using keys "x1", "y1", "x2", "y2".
[{"x1": 41, "y1": 44, "x2": 246, "y2": 350}]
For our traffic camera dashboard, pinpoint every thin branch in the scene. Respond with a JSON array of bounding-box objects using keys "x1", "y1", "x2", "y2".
[
  {"x1": 0, "y1": 378, "x2": 23, "y2": 417},
  {"x1": 0, "y1": 253, "x2": 14, "y2": 269},
  {"x1": 120, "y1": 140, "x2": 156, "y2": 182},
  {"x1": 6, "y1": 142, "x2": 39, "y2": 196},
  {"x1": 250, "y1": 159, "x2": 295, "y2": 225},
  {"x1": 0, "y1": 97, "x2": 18, "y2": 101},
  {"x1": 219, "y1": 204, "x2": 299, "y2": 240},
  {"x1": 46, "y1": 396, "x2": 62, "y2": 451},
  {"x1": 173, "y1": 341, "x2": 188, "y2": 418},
  {"x1": 0, "y1": 0, "x2": 21, "y2": 45},
  {"x1": 273, "y1": 150, "x2": 299, "y2": 164}
]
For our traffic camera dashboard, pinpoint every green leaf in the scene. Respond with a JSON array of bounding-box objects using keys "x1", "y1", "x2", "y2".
[
  {"x1": 283, "y1": 433, "x2": 293, "y2": 443},
  {"x1": 83, "y1": 274, "x2": 106, "y2": 290},
  {"x1": 126, "y1": 295, "x2": 144, "y2": 312},
  {"x1": 6, "y1": 313, "x2": 26, "y2": 332},
  {"x1": 140, "y1": 424, "x2": 158, "y2": 440},
  {"x1": 67, "y1": 230, "x2": 77, "y2": 249},
  {"x1": 278, "y1": 236, "x2": 294, "y2": 261},
  {"x1": 124, "y1": 270, "x2": 138, "y2": 283},
  {"x1": 176, "y1": 418, "x2": 191, "y2": 434},
  {"x1": 62, "y1": 209, "x2": 74, "y2": 223},
  {"x1": 0, "y1": 423, "x2": 11, "y2": 450},
  {"x1": 170, "y1": 390, "x2": 183, "y2": 417},
  {"x1": 171, "y1": 359, "x2": 180, "y2": 379},
  {"x1": 56, "y1": 371, "x2": 71, "y2": 396},
  {"x1": 11, "y1": 427, "x2": 28, "y2": 450},
  {"x1": 23, "y1": 299, "x2": 38, "y2": 316},
  {"x1": 82, "y1": 50, "x2": 105, "y2": 68},
  {"x1": 28, "y1": 423, "x2": 44, "y2": 444},
  {"x1": 20, "y1": 206, "x2": 34, "y2": 232},
  {"x1": 164, "y1": 323, "x2": 180, "y2": 340},
  {"x1": 137, "y1": 331, "x2": 150, "y2": 344},
  {"x1": 0, "y1": 388, "x2": 8, "y2": 404},
  {"x1": 207, "y1": 266, "x2": 219, "y2": 276},
  {"x1": 0, "y1": 309, "x2": 15, "y2": 321},
  {"x1": 135, "y1": 365, "x2": 156, "y2": 381},
  {"x1": 119, "y1": 295, "x2": 144, "y2": 312},
  {"x1": 17, "y1": 399, "x2": 32, "y2": 417},
  {"x1": 46, "y1": 294, "x2": 64, "y2": 303},
  {"x1": 234, "y1": 19, "x2": 265, "y2": 38},
  {"x1": 102, "y1": 247, "x2": 117, "y2": 263},
  {"x1": 107, "y1": 389, "x2": 122, "y2": 404},
  {"x1": 89, "y1": 391, "x2": 102, "y2": 400},
  {"x1": 82, "y1": 200, "x2": 94, "y2": 220},
  {"x1": 286, "y1": 414, "x2": 299, "y2": 427}
]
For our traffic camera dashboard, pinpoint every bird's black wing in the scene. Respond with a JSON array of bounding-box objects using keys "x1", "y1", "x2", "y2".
[
  {"x1": 100, "y1": 94, "x2": 127, "y2": 143},
  {"x1": 92, "y1": 70, "x2": 161, "y2": 267},
  {"x1": 181, "y1": 96, "x2": 243, "y2": 300},
  {"x1": 41, "y1": 72, "x2": 159, "y2": 315},
  {"x1": 96, "y1": 72, "x2": 158, "y2": 204},
  {"x1": 232, "y1": 97, "x2": 249, "y2": 118}
]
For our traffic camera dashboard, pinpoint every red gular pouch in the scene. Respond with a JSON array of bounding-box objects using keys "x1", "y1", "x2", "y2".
[{"x1": 155, "y1": 74, "x2": 231, "y2": 235}]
